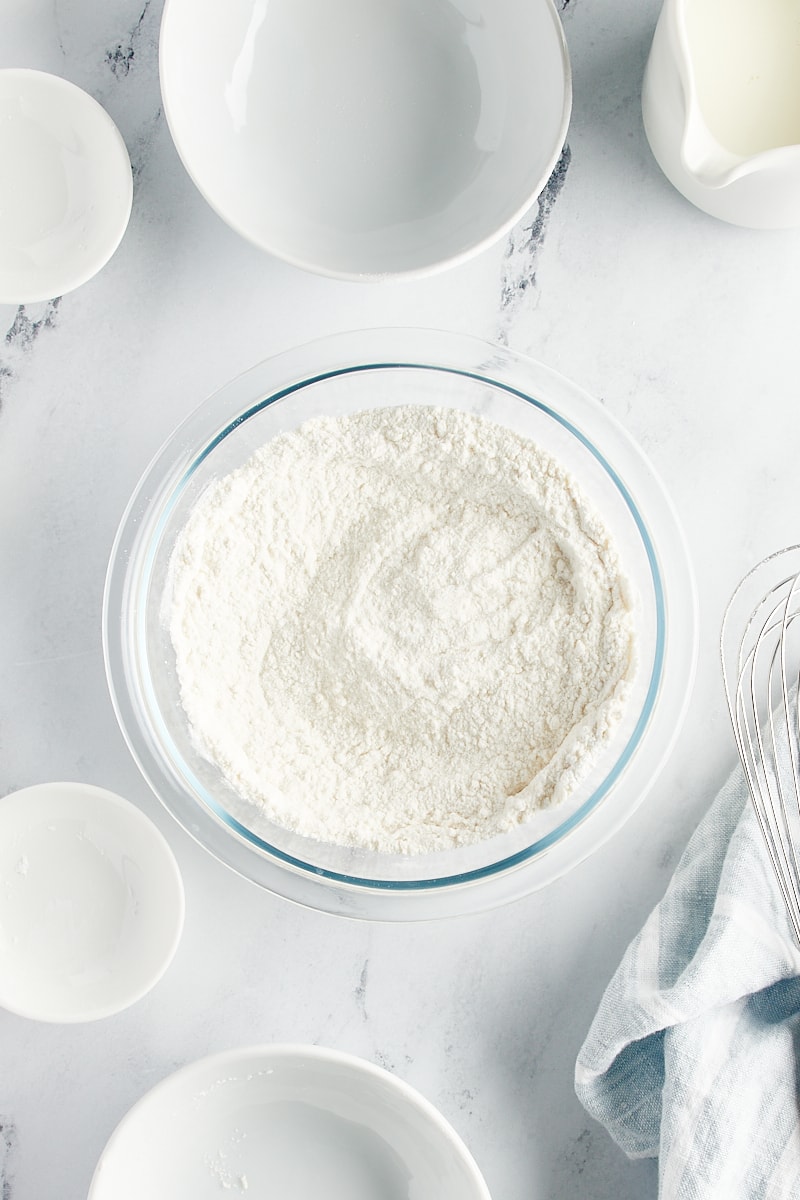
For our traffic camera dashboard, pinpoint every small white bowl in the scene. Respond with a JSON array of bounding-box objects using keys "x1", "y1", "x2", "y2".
[
  {"x1": 0, "y1": 782, "x2": 184, "y2": 1023},
  {"x1": 0, "y1": 69, "x2": 133, "y2": 304},
  {"x1": 89, "y1": 1044, "x2": 491, "y2": 1199},
  {"x1": 159, "y1": 0, "x2": 571, "y2": 279}
]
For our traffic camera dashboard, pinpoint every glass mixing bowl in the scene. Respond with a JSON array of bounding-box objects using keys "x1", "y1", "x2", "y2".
[{"x1": 103, "y1": 329, "x2": 697, "y2": 919}]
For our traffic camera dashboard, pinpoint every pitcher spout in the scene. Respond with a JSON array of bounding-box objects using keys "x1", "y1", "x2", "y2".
[{"x1": 679, "y1": 106, "x2": 751, "y2": 189}]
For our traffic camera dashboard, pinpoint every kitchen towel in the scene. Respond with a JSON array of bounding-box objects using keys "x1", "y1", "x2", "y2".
[{"x1": 575, "y1": 763, "x2": 800, "y2": 1199}]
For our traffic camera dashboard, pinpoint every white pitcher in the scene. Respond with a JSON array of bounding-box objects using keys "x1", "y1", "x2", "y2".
[{"x1": 642, "y1": 0, "x2": 800, "y2": 227}]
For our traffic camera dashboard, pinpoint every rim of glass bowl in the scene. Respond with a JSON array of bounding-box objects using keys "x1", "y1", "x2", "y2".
[{"x1": 103, "y1": 329, "x2": 698, "y2": 920}]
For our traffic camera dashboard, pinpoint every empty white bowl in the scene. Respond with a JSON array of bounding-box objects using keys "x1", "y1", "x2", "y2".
[
  {"x1": 0, "y1": 783, "x2": 184, "y2": 1023},
  {"x1": 0, "y1": 70, "x2": 132, "y2": 304},
  {"x1": 159, "y1": 0, "x2": 571, "y2": 278},
  {"x1": 89, "y1": 1044, "x2": 491, "y2": 1199}
]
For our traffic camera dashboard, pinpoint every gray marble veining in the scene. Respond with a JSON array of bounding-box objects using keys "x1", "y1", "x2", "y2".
[
  {"x1": 0, "y1": 1118, "x2": 17, "y2": 1200},
  {"x1": 497, "y1": 145, "x2": 573, "y2": 342}
]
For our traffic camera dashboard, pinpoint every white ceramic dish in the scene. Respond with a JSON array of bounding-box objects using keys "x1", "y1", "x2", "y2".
[
  {"x1": 0, "y1": 69, "x2": 132, "y2": 304},
  {"x1": 0, "y1": 782, "x2": 184, "y2": 1023},
  {"x1": 159, "y1": 0, "x2": 571, "y2": 279},
  {"x1": 89, "y1": 1044, "x2": 491, "y2": 1200}
]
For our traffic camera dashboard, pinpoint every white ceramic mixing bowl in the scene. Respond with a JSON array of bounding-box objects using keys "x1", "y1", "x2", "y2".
[
  {"x1": 159, "y1": 0, "x2": 571, "y2": 278},
  {"x1": 89, "y1": 1045, "x2": 491, "y2": 1200}
]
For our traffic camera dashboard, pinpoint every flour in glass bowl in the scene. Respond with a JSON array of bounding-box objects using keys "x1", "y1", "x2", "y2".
[{"x1": 166, "y1": 406, "x2": 638, "y2": 854}]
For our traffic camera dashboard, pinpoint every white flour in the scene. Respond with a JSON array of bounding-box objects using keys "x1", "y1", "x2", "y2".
[{"x1": 167, "y1": 406, "x2": 637, "y2": 854}]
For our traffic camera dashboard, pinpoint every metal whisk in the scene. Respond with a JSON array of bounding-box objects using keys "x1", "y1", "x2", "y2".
[{"x1": 721, "y1": 545, "x2": 800, "y2": 948}]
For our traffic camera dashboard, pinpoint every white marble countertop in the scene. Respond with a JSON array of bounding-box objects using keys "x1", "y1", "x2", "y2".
[{"x1": 2, "y1": 0, "x2": 800, "y2": 1197}]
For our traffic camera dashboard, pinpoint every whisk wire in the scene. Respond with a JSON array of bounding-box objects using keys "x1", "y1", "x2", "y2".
[
  {"x1": 737, "y1": 637, "x2": 800, "y2": 944},
  {"x1": 721, "y1": 549, "x2": 800, "y2": 948}
]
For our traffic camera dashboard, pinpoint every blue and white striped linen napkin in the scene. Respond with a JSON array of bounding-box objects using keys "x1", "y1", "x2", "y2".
[{"x1": 575, "y1": 763, "x2": 800, "y2": 1199}]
